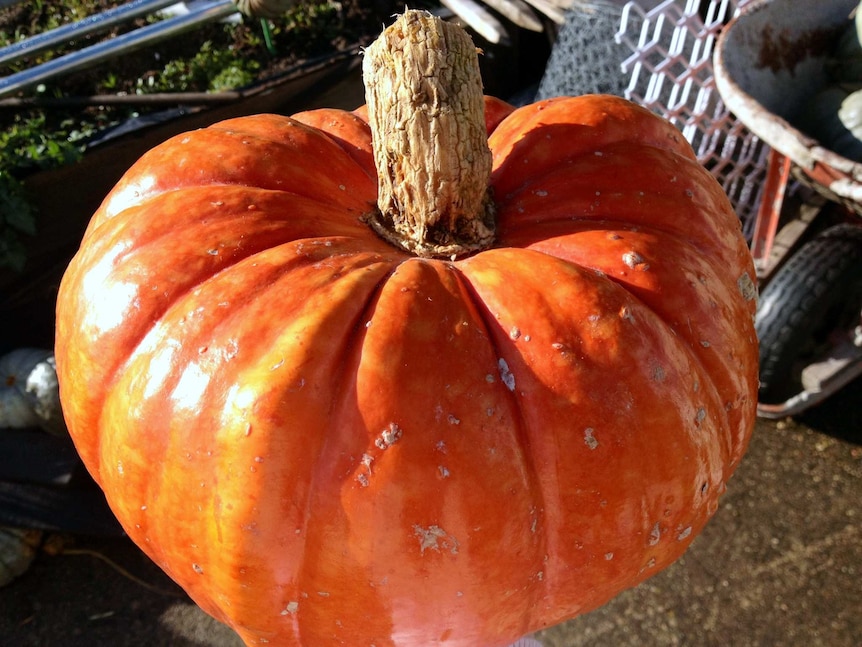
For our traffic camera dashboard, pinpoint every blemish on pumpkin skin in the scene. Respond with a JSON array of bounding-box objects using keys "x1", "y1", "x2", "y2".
[
  {"x1": 375, "y1": 423, "x2": 403, "y2": 450},
  {"x1": 584, "y1": 428, "x2": 599, "y2": 450},
  {"x1": 649, "y1": 522, "x2": 662, "y2": 546},
  {"x1": 619, "y1": 306, "x2": 635, "y2": 323},
  {"x1": 529, "y1": 507, "x2": 540, "y2": 534},
  {"x1": 413, "y1": 524, "x2": 459, "y2": 555},
  {"x1": 270, "y1": 358, "x2": 285, "y2": 371},
  {"x1": 356, "y1": 453, "x2": 375, "y2": 488},
  {"x1": 737, "y1": 272, "x2": 757, "y2": 302},
  {"x1": 497, "y1": 358, "x2": 515, "y2": 391},
  {"x1": 433, "y1": 404, "x2": 444, "y2": 422},
  {"x1": 622, "y1": 251, "x2": 649, "y2": 271}
]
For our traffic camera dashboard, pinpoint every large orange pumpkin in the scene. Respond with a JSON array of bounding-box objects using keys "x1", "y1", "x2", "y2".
[{"x1": 55, "y1": 11, "x2": 758, "y2": 647}]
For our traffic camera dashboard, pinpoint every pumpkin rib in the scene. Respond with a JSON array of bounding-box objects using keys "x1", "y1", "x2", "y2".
[
  {"x1": 211, "y1": 112, "x2": 378, "y2": 187},
  {"x1": 282, "y1": 257, "x2": 547, "y2": 645},
  {"x1": 483, "y1": 95, "x2": 517, "y2": 135},
  {"x1": 209, "y1": 247, "x2": 401, "y2": 645},
  {"x1": 222, "y1": 257, "x2": 401, "y2": 647},
  {"x1": 512, "y1": 230, "x2": 748, "y2": 464},
  {"x1": 61, "y1": 187, "x2": 388, "y2": 462},
  {"x1": 506, "y1": 219, "x2": 756, "y2": 391},
  {"x1": 94, "y1": 117, "x2": 376, "y2": 228},
  {"x1": 286, "y1": 258, "x2": 404, "y2": 645},
  {"x1": 89, "y1": 185, "x2": 376, "y2": 249},
  {"x1": 488, "y1": 96, "x2": 696, "y2": 200},
  {"x1": 444, "y1": 259, "x2": 553, "y2": 621},
  {"x1": 289, "y1": 108, "x2": 376, "y2": 180},
  {"x1": 93, "y1": 241, "x2": 402, "y2": 643},
  {"x1": 456, "y1": 247, "x2": 734, "y2": 622},
  {"x1": 492, "y1": 141, "x2": 741, "y2": 268}
]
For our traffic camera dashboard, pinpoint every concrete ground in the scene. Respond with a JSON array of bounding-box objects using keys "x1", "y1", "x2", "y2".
[{"x1": 1, "y1": 378, "x2": 859, "y2": 647}]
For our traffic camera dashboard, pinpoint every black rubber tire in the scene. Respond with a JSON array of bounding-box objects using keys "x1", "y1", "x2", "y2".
[{"x1": 756, "y1": 223, "x2": 862, "y2": 404}]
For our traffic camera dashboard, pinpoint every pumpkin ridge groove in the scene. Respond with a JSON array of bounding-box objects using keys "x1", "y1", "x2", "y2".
[
  {"x1": 447, "y1": 259, "x2": 550, "y2": 625},
  {"x1": 287, "y1": 256, "x2": 400, "y2": 642},
  {"x1": 488, "y1": 241, "x2": 739, "y2": 466}
]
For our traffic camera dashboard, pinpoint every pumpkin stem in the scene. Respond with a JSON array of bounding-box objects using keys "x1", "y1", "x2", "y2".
[{"x1": 362, "y1": 10, "x2": 495, "y2": 259}]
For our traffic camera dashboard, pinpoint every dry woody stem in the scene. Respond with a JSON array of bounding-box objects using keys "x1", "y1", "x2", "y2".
[{"x1": 362, "y1": 10, "x2": 495, "y2": 258}]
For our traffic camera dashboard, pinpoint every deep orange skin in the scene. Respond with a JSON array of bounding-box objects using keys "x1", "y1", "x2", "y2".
[{"x1": 56, "y1": 95, "x2": 758, "y2": 646}]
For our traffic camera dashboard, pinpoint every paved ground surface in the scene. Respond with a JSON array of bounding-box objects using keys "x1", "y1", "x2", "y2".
[{"x1": 1, "y1": 378, "x2": 859, "y2": 647}]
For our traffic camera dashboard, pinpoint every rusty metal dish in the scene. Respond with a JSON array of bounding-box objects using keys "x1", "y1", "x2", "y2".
[{"x1": 713, "y1": 0, "x2": 862, "y2": 210}]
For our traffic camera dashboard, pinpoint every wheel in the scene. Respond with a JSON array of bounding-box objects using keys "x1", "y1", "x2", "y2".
[{"x1": 756, "y1": 223, "x2": 862, "y2": 404}]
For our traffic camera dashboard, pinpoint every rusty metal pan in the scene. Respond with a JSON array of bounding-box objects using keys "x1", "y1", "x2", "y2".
[{"x1": 714, "y1": 0, "x2": 862, "y2": 210}]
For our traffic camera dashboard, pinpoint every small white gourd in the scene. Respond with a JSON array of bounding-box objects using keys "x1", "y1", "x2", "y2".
[{"x1": 0, "y1": 348, "x2": 66, "y2": 436}]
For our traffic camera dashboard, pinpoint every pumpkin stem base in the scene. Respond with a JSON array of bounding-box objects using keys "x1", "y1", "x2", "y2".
[{"x1": 363, "y1": 195, "x2": 496, "y2": 259}]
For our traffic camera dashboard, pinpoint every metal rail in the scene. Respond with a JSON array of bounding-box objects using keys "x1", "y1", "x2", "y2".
[
  {"x1": 0, "y1": 1, "x2": 239, "y2": 100},
  {"x1": 0, "y1": 0, "x2": 181, "y2": 68}
]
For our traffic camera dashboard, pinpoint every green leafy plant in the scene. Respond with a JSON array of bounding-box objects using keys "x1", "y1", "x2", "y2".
[
  {"x1": 142, "y1": 40, "x2": 261, "y2": 94},
  {"x1": 0, "y1": 111, "x2": 105, "y2": 271}
]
